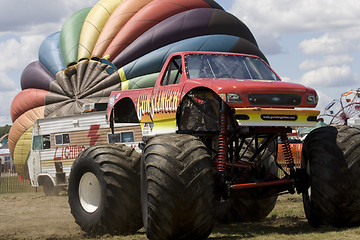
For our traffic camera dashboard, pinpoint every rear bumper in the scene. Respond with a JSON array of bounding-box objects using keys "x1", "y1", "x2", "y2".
[{"x1": 235, "y1": 108, "x2": 320, "y2": 127}]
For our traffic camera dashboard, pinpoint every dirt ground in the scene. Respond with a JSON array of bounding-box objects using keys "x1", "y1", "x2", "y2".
[
  {"x1": 0, "y1": 192, "x2": 84, "y2": 239},
  {"x1": 1, "y1": 192, "x2": 360, "y2": 240}
]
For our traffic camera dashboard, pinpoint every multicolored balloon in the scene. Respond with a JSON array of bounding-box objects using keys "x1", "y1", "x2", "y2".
[{"x1": 9, "y1": 0, "x2": 266, "y2": 173}]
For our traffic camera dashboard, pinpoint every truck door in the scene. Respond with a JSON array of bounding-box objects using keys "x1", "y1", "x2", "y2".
[{"x1": 151, "y1": 55, "x2": 184, "y2": 133}]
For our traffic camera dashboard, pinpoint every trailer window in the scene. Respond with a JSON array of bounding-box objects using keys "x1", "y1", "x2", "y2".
[
  {"x1": 32, "y1": 135, "x2": 50, "y2": 150},
  {"x1": 121, "y1": 132, "x2": 134, "y2": 143},
  {"x1": 108, "y1": 132, "x2": 134, "y2": 144},
  {"x1": 55, "y1": 133, "x2": 70, "y2": 145},
  {"x1": 108, "y1": 133, "x2": 120, "y2": 143}
]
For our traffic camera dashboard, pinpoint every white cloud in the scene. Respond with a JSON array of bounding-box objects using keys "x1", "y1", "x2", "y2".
[
  {"x1": 0, "y1": 0, "x2": 98, "y2": 33},
  {"x1": 230, "y1": 0, "x2": 360, "y2": 55},
  {"x1": 0, "y1": 89, "x2": 19, "y2": 125},
  {"x1": 0, "y1": 72, "x2": 19, "y2": 92},
  {"x1": 231, "y1": 0, "x2": 360, "y2": 35},
  {"x1": 0, "y1": 35, "x2": 45, "y2": 72},
  {"x1": 299, "y1": 55, "x2": 353, "y2": 71},
  {"x1": 300, "y1": 65, "x2": 357, "y2": 88},
  {"x1": 315, "y1": 90, "x2": 334, "y2": 116},
  {"x1": 299, "y1": 34, "x2": 350, "y2": 55}
]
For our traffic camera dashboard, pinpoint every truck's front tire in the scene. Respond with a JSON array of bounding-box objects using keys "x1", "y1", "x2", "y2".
[
  {"x1": 68, "y1": 144, "x2": 142, "y2": 235},
  {"x1": 141, "y1": 134, "x2": 215, "y2": 240}
]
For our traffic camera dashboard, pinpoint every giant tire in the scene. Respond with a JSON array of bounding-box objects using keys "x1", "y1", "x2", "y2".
[
  {"x1": 68, "y1": 144, "x2": 142, "y2": 235},
  {"x1": 141, "y1": 134, "x2": 215, "y2": 240},
  {"x1": 332, "y1": 125, "x2": 360, "y2": 225},
  {"x1": 301, "y1": 125, "x2": 357, "y2": 227},
  {"x1": 216, "y1": 139, "x2": 278, "y2": 223}
]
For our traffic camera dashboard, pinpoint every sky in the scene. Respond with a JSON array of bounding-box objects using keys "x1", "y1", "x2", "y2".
[{"x1": 0, "y1": 0, "x2": 359, "y2": 126}]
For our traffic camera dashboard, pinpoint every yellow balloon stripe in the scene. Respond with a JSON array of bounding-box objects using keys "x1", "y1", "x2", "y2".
[
  {"x1": 78, "y1": 0, "x2": 123, "y2": 61},
  {"x1": 121, "y1": 80, "x2": 129, "y2": 90},
  {"x1": 118, "y1": 67, "x2": 127, "y2": 82},
  {"x1": 13, "y1": 127, "x2": 33, "y2": 166}
]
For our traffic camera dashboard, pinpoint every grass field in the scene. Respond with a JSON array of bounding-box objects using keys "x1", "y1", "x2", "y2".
[{"x1": 210, "y1": 195, "x2": 360, "y2": 240}]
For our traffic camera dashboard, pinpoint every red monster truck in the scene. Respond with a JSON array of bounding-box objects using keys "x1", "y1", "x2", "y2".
[{"x1": 68, "y1": 51, "x2": 360, "y2": 239}]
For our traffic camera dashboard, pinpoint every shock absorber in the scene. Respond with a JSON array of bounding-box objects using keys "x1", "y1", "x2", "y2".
[
  {"x1": 279, "y1": 133, "x2": 295, "y2": 169},
  {"x1": 217, "y1": 102, "x2": 228, "y2": 173}
]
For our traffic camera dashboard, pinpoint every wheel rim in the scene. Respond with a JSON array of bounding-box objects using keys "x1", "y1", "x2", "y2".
[{"x1": 79, "y1": 172, "x2": 101, "y2": 213}]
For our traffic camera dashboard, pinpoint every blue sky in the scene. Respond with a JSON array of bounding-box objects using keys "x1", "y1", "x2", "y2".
[{"x1": 0, "y1": 0, "x2": 359, "y2": 125}]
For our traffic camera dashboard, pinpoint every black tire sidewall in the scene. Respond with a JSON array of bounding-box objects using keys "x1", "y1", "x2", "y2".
[
  {"x1": 141, "y1": 134, "x2": 215, "y2": 239},
  {"x1": 301, "y1": 125, "x2": 349, "y2": 227},
  {"x1": 301, "y1": 142, "x2": 320, "y2": 227}
]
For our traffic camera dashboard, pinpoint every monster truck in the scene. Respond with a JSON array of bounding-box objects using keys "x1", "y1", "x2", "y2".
[{"x1": 67, "y1": 51, "x2": 360, "y2": 239}]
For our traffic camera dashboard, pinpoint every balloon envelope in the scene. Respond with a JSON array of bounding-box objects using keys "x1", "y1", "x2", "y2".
[{"x1": 38, "y1": 32, "x2": 65, "y2": 77}]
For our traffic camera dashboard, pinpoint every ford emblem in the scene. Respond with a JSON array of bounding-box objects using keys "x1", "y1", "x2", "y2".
[{"x1": 272, "y1": 97, "x2": 281, "y2": 102}]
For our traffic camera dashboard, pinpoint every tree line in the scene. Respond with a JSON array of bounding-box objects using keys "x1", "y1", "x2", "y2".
[{"x1": 0, "y1": 125, "x2": 11, "y2": 138}]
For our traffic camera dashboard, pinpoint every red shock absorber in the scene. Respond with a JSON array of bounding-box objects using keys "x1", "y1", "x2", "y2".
[
  {"x1": 217, "y1": 104, "x2": 228, "y2": 173},
  {"x1": 279, "y1": 133, "x2": 295, "y2": 169}
]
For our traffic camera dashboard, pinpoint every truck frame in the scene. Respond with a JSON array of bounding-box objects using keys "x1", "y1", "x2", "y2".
[{"x1": 67, "y1": 51, "x2": 360, "y2": 239}]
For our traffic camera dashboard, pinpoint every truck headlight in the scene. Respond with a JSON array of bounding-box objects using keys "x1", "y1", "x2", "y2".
[
  {"x1": 307, "y1": 95, "x2": 318, "y2": 104},
  {"x1": 219, "y1": 93, "x2": 242, "y2": 103}
]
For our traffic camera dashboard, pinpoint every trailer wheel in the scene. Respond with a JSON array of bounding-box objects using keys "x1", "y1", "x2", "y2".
[
  {"x1": 216, "y1": 139, "x2": 278, "y2": 223},
  {"x1": 141, "y1": 134, "x2": 215, "y2": 240},
  {"x1": 301, "y1": 125, "x2": 352, "y2": 227},
  {"x1": 68, "y1": 144, "x2": 142, "y2": 235}
]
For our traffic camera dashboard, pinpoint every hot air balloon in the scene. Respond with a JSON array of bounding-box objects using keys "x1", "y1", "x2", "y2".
[
  {"x1": 9, "y1": 0, "x2": 268, "y2": 236},
  {"x1": 9, "y1": 0, "x2": 263, "y2": 176}
]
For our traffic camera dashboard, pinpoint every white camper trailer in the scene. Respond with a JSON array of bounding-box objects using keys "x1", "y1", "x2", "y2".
[{"x1": 27, "y1": 109, "x2": 141, "y2": 195}]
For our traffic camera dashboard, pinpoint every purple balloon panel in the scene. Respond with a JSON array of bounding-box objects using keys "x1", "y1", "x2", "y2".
[{"x1": 20, "y1": 61, "x2": 55, "y2": 91}]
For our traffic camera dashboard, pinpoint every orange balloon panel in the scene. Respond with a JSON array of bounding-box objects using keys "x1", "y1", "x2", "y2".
[
  {"x1": 91, "y1": 0, "x2": 153, "y2": 58},
  {"x1": 10, "y1": 88, "x2": 48, "y2": 122},
  {"x1": 8, "y1": 106, "x2": 44, "y2": 157},
  {"x1": 103, "y1": 0, "x2": 213, "y2": 61}
]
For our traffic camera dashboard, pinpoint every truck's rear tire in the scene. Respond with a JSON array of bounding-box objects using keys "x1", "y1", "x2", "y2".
[
  {"x1": 216, "y1": 189, "x2": 277, "y2": 223},
  {"x1": 141, "y1": 134, "x2": 215, "y2": 240},
  {"x1": 333, "y1": 125, "x2": 360, "y2": 225},
  {"x1": 68, "y1": 144, "x2": 142, "y2": 235},
  {"x1": 301, "y1": 125, "x2": 354, "y2": 227}
]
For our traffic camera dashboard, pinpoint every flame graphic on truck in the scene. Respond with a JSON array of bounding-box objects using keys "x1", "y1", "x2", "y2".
[{"x1": 137, "y1": 89, "x2": 180, "y2": 121}]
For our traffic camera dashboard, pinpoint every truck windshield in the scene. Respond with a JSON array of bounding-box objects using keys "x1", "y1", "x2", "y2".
[{"x1": 185, "y1": 54, "x2": 280, "y2": 81}]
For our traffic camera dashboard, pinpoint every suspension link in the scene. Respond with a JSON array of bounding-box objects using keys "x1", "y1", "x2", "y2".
[
  {"x1": 279, "y1": 133, "x2": 295, "y2": 169},
  {"x1": 217, "y1": 102, "x2": 228, "y2": 174}
]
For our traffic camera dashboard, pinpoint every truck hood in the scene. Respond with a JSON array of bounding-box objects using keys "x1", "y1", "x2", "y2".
[{"x1": 186, "y1": 79, "x2": 309, "y2": 94}]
